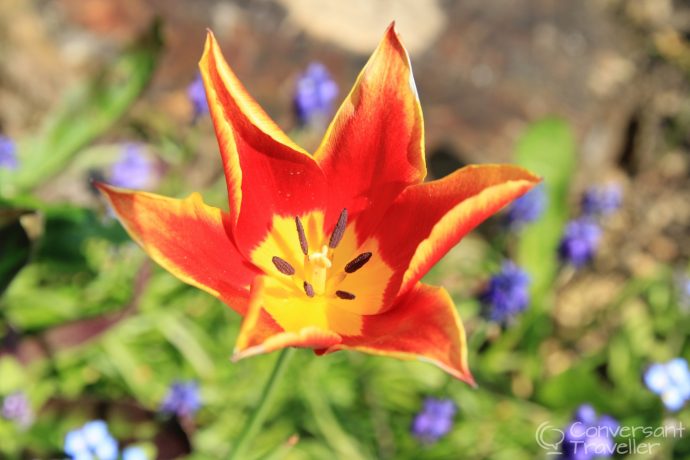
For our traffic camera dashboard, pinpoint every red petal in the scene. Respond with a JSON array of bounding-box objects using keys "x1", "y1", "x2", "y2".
[
  {"x1": 376, "y1": 164, "x2": 540, "y2": 304},
  {"x1": 200, "y1": 32, "x2": 327, "y2": 256},
  {"x1": 315, "y1": 23, "x2": 426, "y2": 241},
  {"x1": 97, "y1": 183, "x2": 256, "y2": 313},
  {"x1": 324, "y1": 283, "x2": 474, "y2": 384}
]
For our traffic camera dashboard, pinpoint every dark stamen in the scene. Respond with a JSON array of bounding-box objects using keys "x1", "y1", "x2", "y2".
[
  {"x1": 272, "y1": 256, "x2": 295, "y2": 275},
  {"x1": 303, "y1": 281, "x2": 315, "y2": 297},
  {"x1": 295, "y1": 216, "x2": 308, "y2": 255},
  {"x1": 335, "y1": 290, "x2": 356, "y2": 300},
  {"x1": 344, "y1": 252, "x2": 372, "y2": 273},
  {"x1": 329, "y1": 208, "x2": 348, "y2": 248}
]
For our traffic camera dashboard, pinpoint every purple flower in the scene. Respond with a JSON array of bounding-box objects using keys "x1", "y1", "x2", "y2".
[
  {"x1": 411, "y1": 398, "x2": 457, "y2": 444},
  {"x1": 644, "y1": 358, "x2": 690, "y2": 411},
  {"x1": 64, "y1": 420, "x2": 118, "y2": 460},
  {"x1": 0, "y1": 135, "x2": 18, "y2": 170},
  {"x1": 1, "y1": 391, "x2": 32, "y2": 427},
  {"x1": 109, "y1": 144, "x2": 153, "y2": 190},
  {"x1": 581, "y1": 184, "x2": 622, "y2": 217},
  {"x1": 480, "y1": 261, "x2": 530, "y2": 323},
  {"x1": 558, "y1": 218, "x2": 602, "y2": 268},
  {"x1": 561, "y1": 405, "x2": 618, "y2": 460},
  {"x1": 160, "y1": 380, "x2": 201, "y2": 418},
  {"x1": 293, "y1": 62, "x2": 338, "y2": 126},
  {"x1": 505, "y1": 183, "x2": 546, "y2": 229},
  {"x1": 187, "y1": 73, "x2": 209, "y2": 119}
]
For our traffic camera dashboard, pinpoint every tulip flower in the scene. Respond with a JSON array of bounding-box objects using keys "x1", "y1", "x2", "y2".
[{"x1": 97, "y1": 24, "x2": 539, "y2": 383}]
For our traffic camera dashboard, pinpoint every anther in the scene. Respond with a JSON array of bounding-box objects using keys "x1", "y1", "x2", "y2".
[
  {"x1": 328, "y1": 208, "x2": 348, "y2": 249},
  {"x1": 335, "y1": 290, "x2": 356, "y2": 300},
  {"x1": 295, "y1": 216, "x2": 308, "y2": 255},
  {"x1": 344, "y1": 252, "x2": 372, "y2": 273},
  {"x1": 303, "y1": 281, "x2": 315, "y2": 297},
  {"x1": 271, "y1": 256, "x2": 295, "y2": 275}
]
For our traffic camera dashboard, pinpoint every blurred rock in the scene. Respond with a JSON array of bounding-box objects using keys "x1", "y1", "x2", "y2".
[
  {"x1": 276, "y1": 0, "x2": 446, "y2": 55},
  {"x1": 0, "y1": 0, "x2": 643, "y2": 165}
]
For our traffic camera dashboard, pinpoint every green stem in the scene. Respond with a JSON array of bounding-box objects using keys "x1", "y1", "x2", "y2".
[{"x1": 228, "y1": 348, "x2": 295, "y2": 460}]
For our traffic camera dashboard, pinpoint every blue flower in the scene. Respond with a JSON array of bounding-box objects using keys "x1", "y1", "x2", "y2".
[
  {"x1": 109, "y1": 144, "x2": 153, "y2": 190},
  {"x1": 0, "y1": 135, "x2": 18, "y2": 170},
  {"x1": 122, "y1": 446, "x2": 148, "y2": 460},
  {"x1": 411, "y1": 398, "x2": 457, "y2": 444},
  {"x1": 293, "y1": 62, "x2": 338, "y2": 126},
  {"x1": 561, "y1": 404, "x2": 618, "y2": 460},
  {"x1": 558, "y1": 218, "x2": 602, "y2": 267},
  {"x1": 64, "y1": 420, "x2": 118, "y2": 460},
  {"x1": 505, "y1": 183, "x2": 546, "y2": 229},
  {"x1": 1, "y1": 391, "x2": 32, "y2": 426},
  {"x1": 644, "y1": 358, "x2": 690, "y2": 411},
  {"x1": 480, "y1": 261, "x2": 530, "y2": 323},
  {"x1": 581, "y1": 184, "x2": 622, "y2": 217},
  {"x1": 187, "y1": 73, "x2": 209, "y2": 119},
  {"x1": 160, "y1": 380, "x2": 201, "y2": 418}
]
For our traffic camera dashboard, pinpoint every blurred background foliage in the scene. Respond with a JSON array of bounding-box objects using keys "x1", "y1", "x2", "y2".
[{"x1": 2, "y1": 0, "x2": 690, "y2": 459}]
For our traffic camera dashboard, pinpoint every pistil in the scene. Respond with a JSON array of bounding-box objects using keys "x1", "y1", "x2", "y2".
[{"x1": 308, "y1": 244, "x2": 332, "y2": 294}]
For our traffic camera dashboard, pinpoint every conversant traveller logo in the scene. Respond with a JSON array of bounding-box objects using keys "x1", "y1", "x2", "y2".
[{"x1": 535, "y1": 420, "x2": 685, "y2": 456}]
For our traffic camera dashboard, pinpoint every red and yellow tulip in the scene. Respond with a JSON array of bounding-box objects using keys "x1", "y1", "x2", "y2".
[{"x1": 97, "y1": 24, "x2": 539, "y2": 384}]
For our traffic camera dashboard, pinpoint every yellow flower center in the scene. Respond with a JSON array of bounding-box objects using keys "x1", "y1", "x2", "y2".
[{"x1": 250, "y1": 209, "x2": 393, "y2": 334}]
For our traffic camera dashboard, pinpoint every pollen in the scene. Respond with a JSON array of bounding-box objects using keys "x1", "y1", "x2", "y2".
[
  {"x1": 272, "y1": 256, "x2": 295, "y2": 275},
  {"x1": 344, "y1": 252, "x2": 372, "y2": 273},
  {"x1": 335, "y1": 290, "x2": 356, "y2": 300},
  {"x1": 295, "y1": 216, "x2": 309, "y2": 255},
  {"x1": 328, "y1": 208, "x2": 348, "y2": 248},
  {"x1": 303, "y1": 281, "x2": 315, "y2": 297}
]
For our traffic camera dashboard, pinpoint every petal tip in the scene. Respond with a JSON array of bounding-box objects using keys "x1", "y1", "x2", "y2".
[
  {"x1": 92, "y1": 179, "x2": 106, "y2": 192},
  {"x1": 93, "y1": 181, "x2": 121, "y2": 202},
  {"x1": 386, "y1": 20, "x2": 397, "y2": 34},
  {"x1": 232, "y1": 344, "x2": 267, "y2": 362},
  {"x1": 383, "y1": 21, "x2": 405, "y2": 51},
  {"x1": 418, "y1": 356, "x2": 476, "y2": 386},
  {"x1": 200, "y1": 29, "x2": 219, "y2": 67},
  {"x1": 462, "y1": 370, "x2": 478, "y2": 388}
]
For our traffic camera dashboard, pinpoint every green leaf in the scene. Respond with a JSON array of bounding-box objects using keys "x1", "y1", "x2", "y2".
[
  {"x1": 0, "y1": 357, "x2": 27, "y2": 393},
  {"x1": 301, "y1": 360, "x2": 372, "y2": 460},
  {"x1": 515, "y1": 118, "x2": 575, "y2": 306},
  {"x1": 28, "y1": 204, "x2": 128, "y2": 269},
  {"x1": 9, "y1": 20, "x2": 163, "y2": 192},
  {"x1": 0, "y1": 209, "x2": 38, "y2": 295},
  {"x1": 101, "y1": 334, "x2": 153, "y2": 401},
  {"x1": 156, "y1": 314, "x2": 216, "y2": 379},
  {"x1": 536, "y1": 364, "x2": 602, "y2": 409}
]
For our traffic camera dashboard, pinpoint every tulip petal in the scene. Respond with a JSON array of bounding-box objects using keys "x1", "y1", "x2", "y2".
[
  {"x1": 97, "y1": 183, "x2": 256, "y2": 313},
  {"x1": 200, "y1": 32, "x2": 327, "y2": 256},
  {"x1": 375, "y1": 165, "x2": 540, "y2": 304},
  {"x1": 314, "y1": 23, "x2": 426, "y2": 241},
  {"x1": 233, "y1": 276, "x2": 344, "y2": 360},
  {"x1": 323, "y1": 283, "x2": 474, "y2": 384}
]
